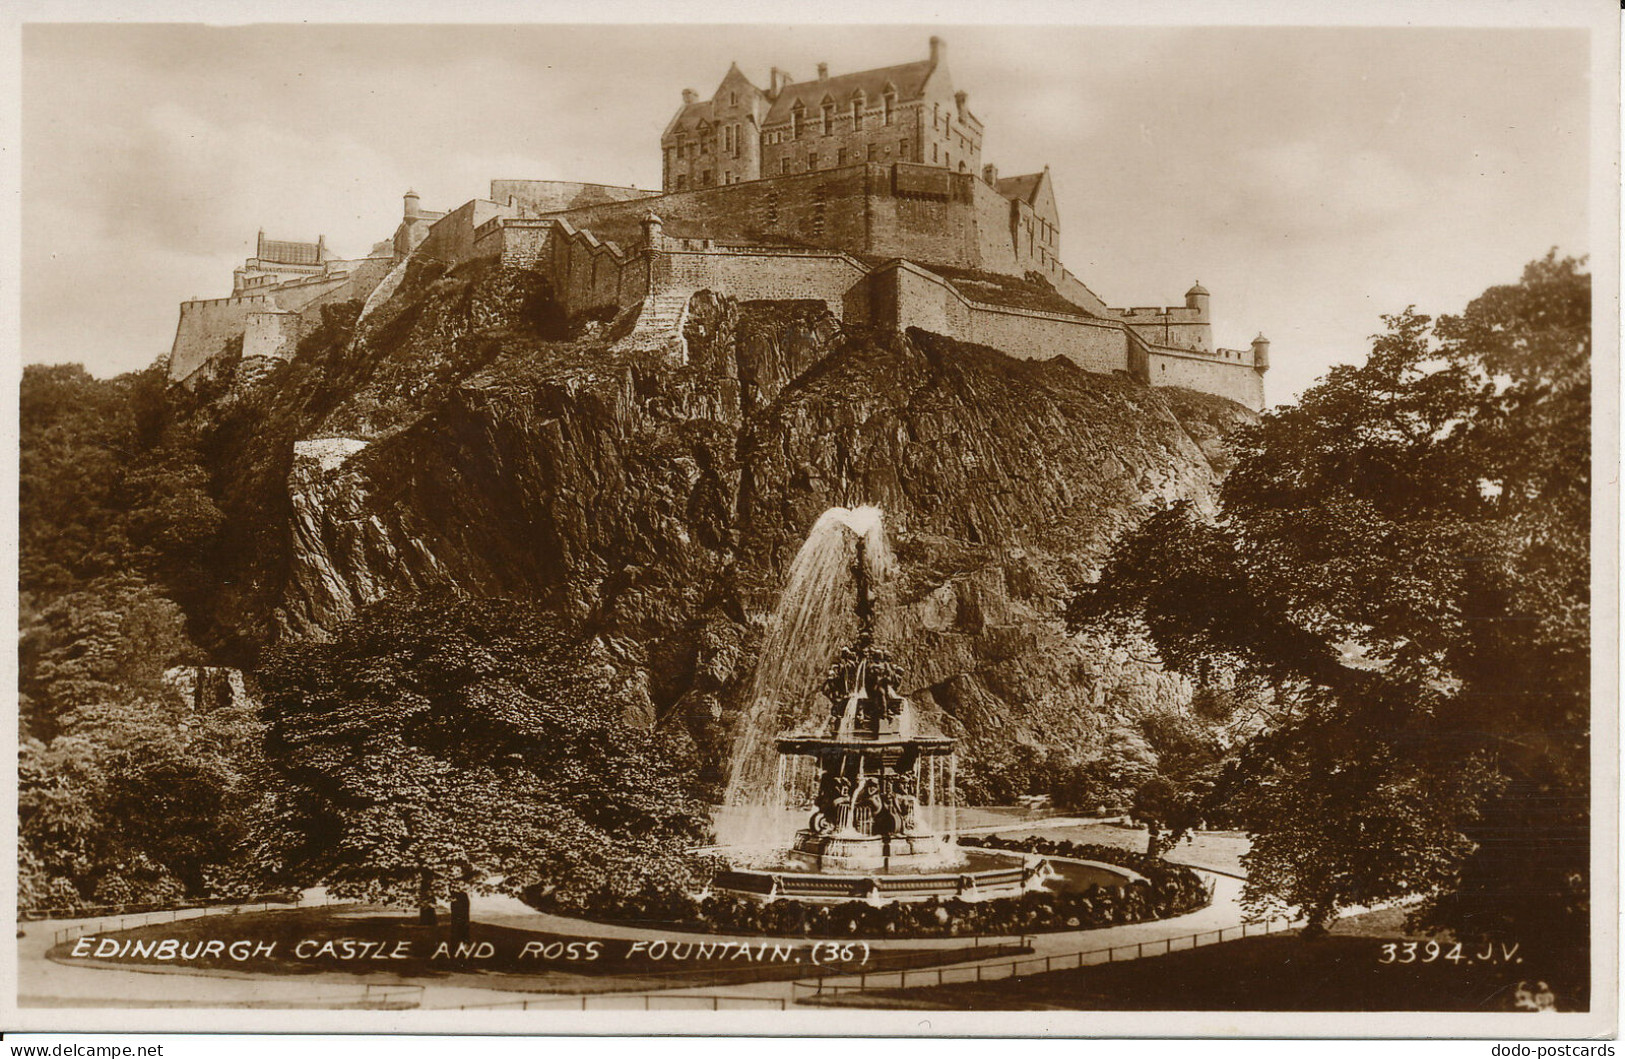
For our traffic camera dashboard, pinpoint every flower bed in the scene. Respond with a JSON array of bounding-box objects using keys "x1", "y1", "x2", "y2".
[{"x1": 528, "y1": 838, "x2": 1210, "y2": 939}]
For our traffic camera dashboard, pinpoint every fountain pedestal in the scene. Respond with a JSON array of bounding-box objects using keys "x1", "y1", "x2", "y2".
[{"x1": 712, "y1": 531, "x2": 1051, "y2": 902}]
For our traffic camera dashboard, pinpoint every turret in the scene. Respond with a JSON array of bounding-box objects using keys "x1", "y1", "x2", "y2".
[
  {"x1": 403, "y1": 189, "x2": 420, "y2": 220},
  {"x1": 641, "y1": 211, "x2": 665, "y2": 251},
  {"x1": 1251, "y1": 332, "x2": 1271, "y2": 373},
  {"x1": 1185, "y1": 281, "x2": 1210, "y2": 320}
]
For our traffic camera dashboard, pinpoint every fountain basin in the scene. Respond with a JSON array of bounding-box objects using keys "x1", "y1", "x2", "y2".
[{"x1": 711, "y1": 846, "x2": 1057, "y2": 903}]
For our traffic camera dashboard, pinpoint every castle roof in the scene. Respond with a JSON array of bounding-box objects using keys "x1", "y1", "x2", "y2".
[
  {"x1": 664, "y1": 100, "x2": 714, "y2": 138},
  {"x1": 995, "y1": 172, "x2": 1046, "y2": 205},
  {"x1": 1187, "y1": 281, "x2": 1209, "y2": 297},
  {"x1": 763, "y1": 59, "x2": 935, "y2": 125},
  {"x1": 259, "y1": 238, "x2": 322, "y2": 266}
]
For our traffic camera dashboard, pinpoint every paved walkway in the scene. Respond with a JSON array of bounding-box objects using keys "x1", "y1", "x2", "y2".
[{"x1": 20, "y1": 833, "x2": 1262, "y2": 1011}]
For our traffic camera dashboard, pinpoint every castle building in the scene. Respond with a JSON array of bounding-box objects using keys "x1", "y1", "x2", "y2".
[
  {"x1": 170, "y1": 38, "x2": 1272, "y2": 411},
  {"x1": 662, "y1": 37, "x2": 985, "y2": 191}
]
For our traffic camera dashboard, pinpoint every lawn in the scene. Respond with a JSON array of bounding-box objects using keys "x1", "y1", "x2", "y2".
[
  {"x1": 819, "y1": 907, "x2": 1589, "y2": 1012},
  {"x1": 981, "y1": 820, "x2": 1252, "y2": 877}
]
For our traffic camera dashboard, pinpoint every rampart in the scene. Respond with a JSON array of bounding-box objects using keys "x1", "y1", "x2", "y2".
[
  {"x1": 1145, "y1": 344, "x2": 1265, "y2": 409},
  {"x1": 868, "y1": 260, "x2": 1135, "y2": 377},
  {"x1": 170, "y1": 294, "x2": 274, "y2": 381},
  {"x1": 490, "y1": 179, "x2": 659, "y2": 215},
  {"x1": 170, "y1": 255, "x2": 394, "y2": 384}
]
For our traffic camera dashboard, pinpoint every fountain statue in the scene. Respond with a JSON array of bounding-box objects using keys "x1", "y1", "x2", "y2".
[{"x1": 712, "y1": 507, "x2": 1051, "y2": 902}]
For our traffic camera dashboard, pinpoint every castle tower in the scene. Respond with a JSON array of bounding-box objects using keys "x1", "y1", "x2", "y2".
[
  {"x1": 1185, "y1": 281, "x2": 1210, "y2": 321},
  {"x1": 1251, "y1": 333, "x2": 1271, "y2": 373},
  {"x1": 403, "y1": 189, "x2": 421, "y2": 219}
]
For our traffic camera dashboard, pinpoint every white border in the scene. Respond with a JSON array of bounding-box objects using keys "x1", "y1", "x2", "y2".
[{"x1": 1, "y1": 0, "x2": 1616, "y2": 1040}]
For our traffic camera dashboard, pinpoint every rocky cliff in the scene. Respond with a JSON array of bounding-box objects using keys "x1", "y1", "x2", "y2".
[{"x1": 174, "y1": 257, "x2": 1255, "y2": 796}]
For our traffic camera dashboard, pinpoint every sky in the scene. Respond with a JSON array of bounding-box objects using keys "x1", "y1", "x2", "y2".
[{"x1": 18, "y1": 19, "x2": 1594, "y2": 405}]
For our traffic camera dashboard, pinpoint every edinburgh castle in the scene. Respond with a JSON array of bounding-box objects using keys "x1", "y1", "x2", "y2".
[{"x1": 168, "y1": 37, "x2": 1272, "y2": 410}]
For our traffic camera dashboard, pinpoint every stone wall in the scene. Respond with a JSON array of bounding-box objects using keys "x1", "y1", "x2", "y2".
[
  {"x1": 490, "y1": 179, "x2": 657, "y2": 215},
  {"x1": 242, "y1": 310, "x2": 302, "y2": 361},
  {"x1": 1120, "y1": 306, "x2": 1212, "y2": 352},
  {"x1": 1146, "y1": 346, "x2": 1265, "y2": 410},
  {"x1": 170, "y1": 294, "x2": 275, "y2": 382},
  {"x1": 871, "y1": 261, "x2": 1128, "y2": 375},
  {"x1": 657, "y1": 248, "x2": 871, "y2": 318},
  {"x1": 415, "y1": 199, "x2": 511, "y2": 266},
  {"x1": 523, "y1": 163, "x2": 1002, "y2": 270}
]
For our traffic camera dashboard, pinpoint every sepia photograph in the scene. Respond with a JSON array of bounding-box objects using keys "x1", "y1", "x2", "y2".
[{"x1": 6, "y1": 0, "x2": 1616, "y2": 1040}]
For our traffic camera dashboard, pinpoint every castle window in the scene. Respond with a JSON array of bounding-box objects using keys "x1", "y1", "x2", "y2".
[
  {"x1": 932, "y1": 143, "x2": 938, "y2": 163},
  {"x1": 734, "y1": 123, "x2": 743, "y2": 157},
  {"x1": 723, "y1": 125, "x2": 732, "y2": 154},
  {"x1": 676, "y1": 174, "x2": 687, "y2": 191},
  {"x1": 792, "y1": 101, "x2": 806, "y2": 139},
  {"x1": 851, "y1": 94, "x2": 864, "y2": 130},
  {"x1": 808, "y1": 153, "x2": 817, "y2": 171},
  {"x1": 730, "y1": 91, "x2": 738, "y2": 106},
  {"x1": 899, "y1": 139, "x2": 909, "y2": 161},
  {"x1": 933, "y1": 103, "x2": 940, "y2": 130},
  {"x1": 866, "y1": 143, "x2": 879, "y2": 162},
  {"x1": 781, "y1": 159, "x2": 792, "y2": 174},
  {"x1": 958, "y1": 160, "x2": 966, "y2": 172},
  {"x1": 883, "y1": 89, "x2": 896, "y2": 125},
  {"x1": 822, "y1": 101, "x2": 834, "y2": 135},
  {"x1": 837, "y1": 147, "x2": 847, "y2": 165},
  {"x1": 701, "y1": 170, "x2": 712, "y2": 186}
]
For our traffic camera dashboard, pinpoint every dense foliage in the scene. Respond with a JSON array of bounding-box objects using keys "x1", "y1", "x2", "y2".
[
  {"x1": 249, "y1": 594, "x2": 714, "y2": 914},
  {"x1": 19, "y1": 362, "x2": 258, "y2": 910},
  {"x1": 1069, "y1": 254, "x2": 1590, "y2": 954}
]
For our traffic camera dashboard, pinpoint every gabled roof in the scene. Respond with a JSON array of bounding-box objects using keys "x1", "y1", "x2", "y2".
[
  {"x1": 995, "y1": 172, "x2": 1046, "y2": 205},
  {"x1": 662, "y1": 100, "x2": 714, "y2": 140},
  {"x1": 764, "y1": 59, "x2": 935, "y2": 124}
]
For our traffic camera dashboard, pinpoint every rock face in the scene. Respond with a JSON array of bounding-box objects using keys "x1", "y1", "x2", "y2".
[{"x1": 176, "y1": 261, "x2": 1253, "y2": 794}]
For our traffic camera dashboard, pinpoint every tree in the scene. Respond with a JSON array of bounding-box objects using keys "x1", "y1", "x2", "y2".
[
  {"x1": 248, "y1": 593, "x2": 712, "y2": 922},
  {"x1": 1069, "y1": 255, "x2": 1589, "y2": 950}
]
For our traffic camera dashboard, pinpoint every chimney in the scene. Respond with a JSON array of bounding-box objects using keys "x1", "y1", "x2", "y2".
[
  {"x1": 817, "y1": 62, "x2": 829, "y2": 80},
  {"x1": 681, "y1": 88, "x2": 698, "y2": 105},
  {"x1": 930, "y1": 35, "x2": 945, "y2": 66},
  {"x1": 954, "y1": 89, "x2": 968, "y2": 118},
  {"x1": 770, "y1": 67, "x2": 791, "y2": 95},
  {"x1": 982, "y1": 163, "x2": 999, "y2": 186}
]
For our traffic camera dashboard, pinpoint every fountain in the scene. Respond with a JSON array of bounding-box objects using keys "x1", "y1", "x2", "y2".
[{"x1": 712, "y1": 507, "x2": 1052, "y2": 903}]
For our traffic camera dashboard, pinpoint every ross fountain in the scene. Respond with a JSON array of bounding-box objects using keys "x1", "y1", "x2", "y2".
[{"x1": 712, "y1": 507, "x2": 1052, "y2": 903}]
